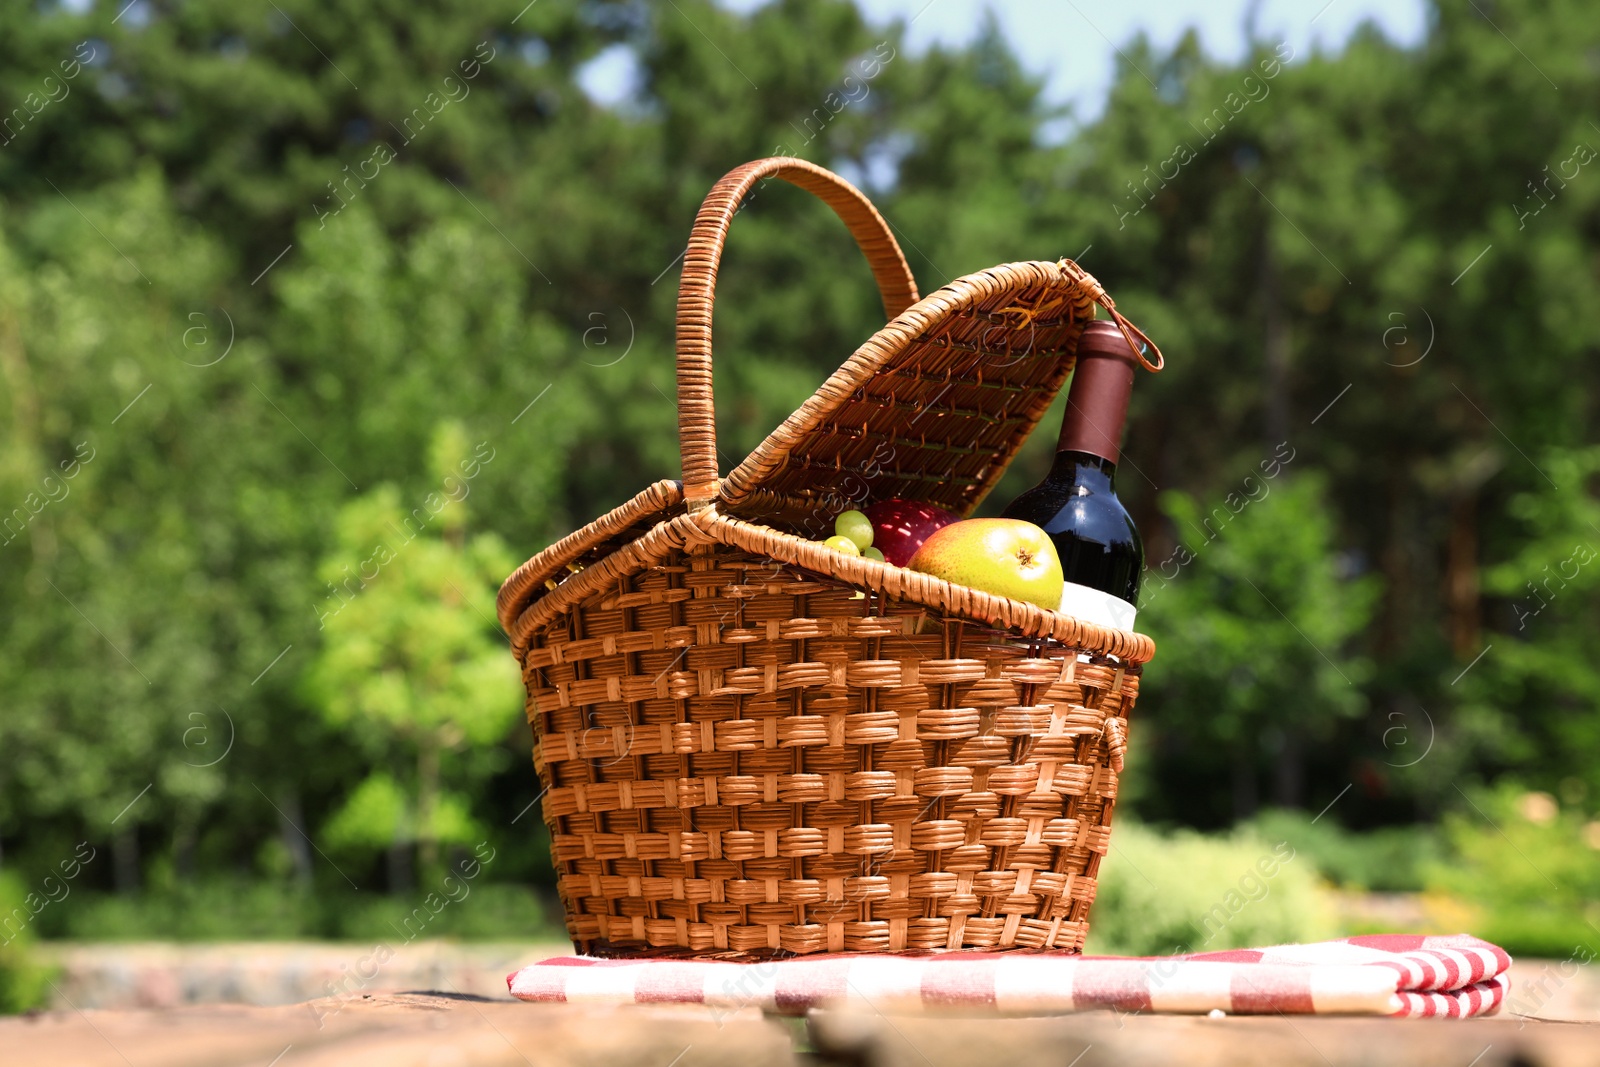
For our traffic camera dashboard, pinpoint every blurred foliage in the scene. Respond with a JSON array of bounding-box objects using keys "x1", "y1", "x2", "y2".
[
  {"x1": 335, "y1": 882, "x2": 547, "y2": 942},
  {"x1": 1088, "y1": 820, "x2": 1335, "y2": 956},
  {"x1": 60, "y1": 878, "x2": 319, "y2": 940},
  {"x1": 1428, "y1": 783, "x2": 1600, "y2": 958},
  {"x1": 55, "y1": 879, "x2": 547, "y2": 941},
  {"x1": 0, "y1": 874, "x2": 54, "y2": 1013},
  {"x1": 1131, "y1": 471, "x2": 1378, "y2": 822},
  {"x1": 305, "y1": 422, "x2": 521, "y2": 880},
  {"x1": 1458, "y1": 449, "x2": 1600, "y2": 794},
  {"x1": 0, "y1": 0, "x2": 1596, "y2": 956},
  {"x1": 1244, "y1": 808, "x2": 1442, "y2": 893}
]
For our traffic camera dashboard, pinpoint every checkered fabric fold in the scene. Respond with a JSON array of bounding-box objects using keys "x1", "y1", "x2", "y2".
[{"x1": 507, "y1": 935, "x2": 1509, "y2": 1018}]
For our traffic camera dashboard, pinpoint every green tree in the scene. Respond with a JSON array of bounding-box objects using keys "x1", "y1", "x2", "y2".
[
  {"x1": 304, "y1": 424, "x2": 521, "y2": 882},
  {"x1": 1461, "y1": 448, "x2": 1600, "y2": 796},
  {"x1": 1133, "y1": 473, "x2": 1378, "y2": 823}
]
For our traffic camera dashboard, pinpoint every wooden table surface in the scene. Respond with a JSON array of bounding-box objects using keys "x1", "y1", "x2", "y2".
[{"x1": 6, "y1": 989, "x2": 1600, "y2": 1067}]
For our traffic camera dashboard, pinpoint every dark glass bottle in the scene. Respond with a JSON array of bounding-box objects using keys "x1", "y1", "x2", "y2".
[{"x1": 1002, "y1": 320, "x2": 1143, "y2": 629}]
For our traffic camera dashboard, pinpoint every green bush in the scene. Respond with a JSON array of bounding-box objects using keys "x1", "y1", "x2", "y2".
[
  {"x1": 1086, "y1": 821, "x2": 1335, "y2": 956},
  {"x1": 58, "y1": 879, "x2": 557, "y2": 943},
  {"x1": 0, "y1": 874, "x2": 54, "y2": 1014},
  {"x1": 336, "y1": 884, "x2": 550, "y2": 943},
  {"x1": 1427, "y1": 783, "x2": 1600, "y2": 958},
  {"x1": 62, "y1": 879, "x2": 319, "y2": 941},
  {"x1": 1246, "y1": 808, "x2": 1443, "y2": 892}
]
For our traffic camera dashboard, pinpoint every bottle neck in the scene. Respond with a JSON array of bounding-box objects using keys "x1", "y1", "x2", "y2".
[{"x1": 1049, "y1": 449, "x2": 1118, "y2": 491}]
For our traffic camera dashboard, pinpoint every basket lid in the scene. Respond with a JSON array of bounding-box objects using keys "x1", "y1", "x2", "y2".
[{"x1": 716, "y1": 257, "x2": 1152, "y2": 535}]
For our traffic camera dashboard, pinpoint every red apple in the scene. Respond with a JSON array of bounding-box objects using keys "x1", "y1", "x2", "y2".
[
  {"x1": 863, "y1": 498, "x2": 959, "y2": 567},
  {"x1": 907, "y1": 518, "x2": 1063, "y2": 610}
]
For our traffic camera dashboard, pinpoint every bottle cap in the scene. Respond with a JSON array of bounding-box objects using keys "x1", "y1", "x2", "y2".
[{"x1": 1057, "y1": 321, "x2": 1139, "y2": 465}]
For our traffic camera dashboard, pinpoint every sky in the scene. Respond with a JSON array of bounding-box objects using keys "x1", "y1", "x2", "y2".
[
  {"x1": 579, "y1": 0, "x2": 1429, "y2": 121},
  {"x1": 844, "y1": 0, "x2": 1429, "y2": 118}
]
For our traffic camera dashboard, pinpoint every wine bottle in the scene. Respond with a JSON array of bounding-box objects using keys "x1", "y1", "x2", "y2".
[{"x1": 1002, "y1": 320, "x2": 1143, "y2": 630}]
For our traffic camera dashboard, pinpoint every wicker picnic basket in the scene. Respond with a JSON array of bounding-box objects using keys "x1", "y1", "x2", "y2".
[{"x1": 496, "y1": 157, "x2": 1162, "y2": 960}]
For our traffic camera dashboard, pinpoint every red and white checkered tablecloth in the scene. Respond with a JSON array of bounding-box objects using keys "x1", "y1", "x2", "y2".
[{"x1": 508, "y1": 935, "x2": 1509, "y2": 1018}]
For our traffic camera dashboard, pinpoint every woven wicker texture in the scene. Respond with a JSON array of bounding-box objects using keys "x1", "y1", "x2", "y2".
[{"x1": 500, "y1": 159, "x2": 1160, "y2": 959}]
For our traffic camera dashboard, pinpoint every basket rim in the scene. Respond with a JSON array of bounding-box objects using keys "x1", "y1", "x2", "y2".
[{"x1": 495, "y1": 478, "x2": 682, "y2": 632}]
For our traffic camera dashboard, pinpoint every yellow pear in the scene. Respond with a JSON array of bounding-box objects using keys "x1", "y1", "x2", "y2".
[{"x1": 907, "y1": 518, "x2": 1062, "y2": 610}]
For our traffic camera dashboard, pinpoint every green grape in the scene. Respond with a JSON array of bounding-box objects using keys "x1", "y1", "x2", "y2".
[
  {"x1": 835, "y1": 509, "x2": 874, "y2": 550},
  {"x1": 823, "y1": 535, "x2": 861, "y2": 556}
]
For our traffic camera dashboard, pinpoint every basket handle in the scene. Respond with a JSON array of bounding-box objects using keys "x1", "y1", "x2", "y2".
[{"x1": 675, "y1": 157, "x2": 920, "y2": 506}]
